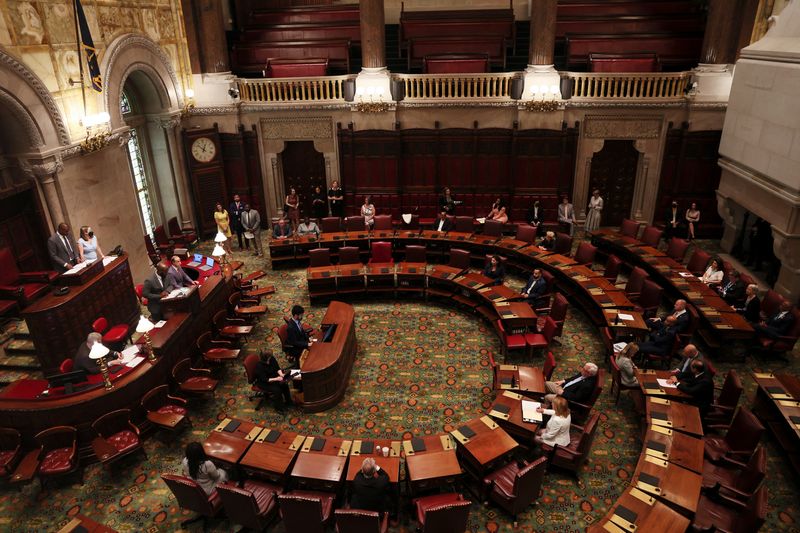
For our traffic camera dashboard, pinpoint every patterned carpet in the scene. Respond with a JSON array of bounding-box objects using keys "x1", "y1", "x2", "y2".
[{"x1": 0, "y1": 237, "x2": 797, "y2": 533}]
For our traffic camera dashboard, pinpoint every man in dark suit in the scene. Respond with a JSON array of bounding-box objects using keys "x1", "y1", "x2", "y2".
[
  {"x1": 521, "y1": 269, "x2": 547, "y2": 306},
  {"x1": 638, "y1": 316, "x2": 679, "y2": 359},
  {"x1": 439, "y1": 187, "x2": 457, "y2": 215},
  {"x1": 432, "y1": 211, "x2": 453, "y2": 232},
  {"x1": 527, "y1": 200, "x2": 543, "y2": 235},
  {"x1": 539, "y1": 231, "x2": 556, "y2": 251},
  {"x1": 142, "y1": 262, "x2": 169, "y2": 322},
  {"x1": 286, "y1": 304, "x2": 314, "y2": 361},
  {"x1": 646, "y1": 299, "x2": 689, "y2": 334},
  {"x1": 351, "y1": 457, "x2": 392, "y2": 515},
  {"x1": 735, "y1": 284, "x2": 761, "y2": 323},
  {"x1": 73, "y1": 332, "x2": 122, "y2": 375},
  {"x1": 229, "y1": 194, "x2": 247, "y2": 250},
  {"x1": 755, "y1": 301, "x2": 795, "y2": 339},
  {"x1": 165, "y1": 255, "x2": 197, "y2": 291},
  {"x1": 664, "y1": 201, "x2": 683, "y2": 240},
  {"x1": 544, "y1": 362, "x2": 599, "y2": 403},
  {"x1": 273, "y1": 218, "x2": 292, "y2": 239},
  {"x1": 718, "y1": 270, "x2": 746, "y2": 306},
  {"x1": 667, "y1": 344, "x2": 703, "y2": 382},
  {"x1": 676, "y1": 360, "x2": 714, "y2": 418},
  {"x1": 47, "y1": 222, "x2": 79, "y2": 273},
  {"x1": 252, "y1": 350, "x2": 294, "y2": 413}
]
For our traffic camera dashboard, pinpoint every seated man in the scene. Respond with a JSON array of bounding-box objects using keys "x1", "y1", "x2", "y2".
[
  {"x1": 286, "y1": 304, "x2": 315, "y2": 361},
  {"x1": 273, "y1": 218, "x2": 292, "y2": 239},
  {"x1": 539, "y1": 231, "x2": 556, "y2": 251},
  {"x1": 296, "y1": 216, "x2": 320, "y2": 237},
  {"x1": 350, "y1": 457, "x2": 391, "y2": 515},
  {"x1": 432, "y1": 211, "x2": 452, "y2": 233},
  {"x1": 165, "y1": 255, "x2": 197, "y2": 290},
  {"x1": 252, "y1": 350, "x2": 294, "y2": 414},
  {"x1": 646, "y1": 299, "x2": 689, "y2": 334},
  {"x1": 520, "y1": 268, "x2": 547, "y2": 306},
  {"x1": 544, "y1": 362, "x2": 599, "y2": 404},
  {"x1": 73, "y1": 332, "x2": 122, "y2": 375},
  {"x1": 754, "y1": 300, "x2": 795, "y2": 340},
  {"x1": 676, "y1": 360, "x2": 714, "y2": 418},
  {"x1": 666, "y1": 344, "x2": 703, "y2": 383},
  {"x1": 637, "y1": 316, "x2": 679, "y2": 359}
]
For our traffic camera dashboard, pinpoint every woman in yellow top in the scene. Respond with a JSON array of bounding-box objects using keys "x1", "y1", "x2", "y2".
[{"x1": 214, "y1": 202, "x2": 233, "y2": 253}]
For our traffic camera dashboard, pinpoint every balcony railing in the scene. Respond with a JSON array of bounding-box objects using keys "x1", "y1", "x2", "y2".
[
  {"x1": 565, "y1": 71, "x2": 690, "y2": 99},
  {"x1": 237, "y1": 75, "x2": 353, "y2": 103},
  {"x1": 394, "y1": 73, "x2": 517, "y2": 101}
]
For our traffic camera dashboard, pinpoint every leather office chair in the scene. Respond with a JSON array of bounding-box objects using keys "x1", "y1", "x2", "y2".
[
  {"x1": 704, "y1": 407, "x2": 764, "y2": 464},
  {"x1": 609, "y1": 354, "x2": 639, "y2": 405},
  {"x1": 488, "y1": 351, "x2": 500, "y2": 389},
  {"x1": 515, "y1": 224, "x2": 538, "y2": 243},
  {"x1": 677, "y1": 304, "x2": 699, "y2": 347},
  {"x1": 554, "y1": 232, "x2": 573, "y2": 256},
  {"x1": 495, "y1": 320, "x2": 527, "y2": 360},
  {"x1": 448, "y1": 248, "x2": 471, "y2": 271},
  {"x1": 702, "y1": 445, "x2": 766, "y2": 503},
  {"x1": 143, "y1": 235, "x2": 164, "y2": 264},
  {"x1": 153, "y1": 225, "x2": 176, "y2": 254},
  {"x1": 640, "y1": 225, "x2": 663, "y2": 247},
  {"x1": 345, "y1": 216, "x2": 366, "y2": 232},
  {"x1": 549, "y1": 293, "x2": 569, "y2": 340},
  {"x1": 566, "y1": 369, "x2": 604, "y2": 425},
  {"x1": 217, "y1": 479, "x2": 283, "y2": 531},
  {"x1": 278, "y1": 491, "x2": 336, "y2": 533},
  {"x1": 619, "y1": 267, "x2": 648, "y2": 302},
  {"x1": 91, "y1": 409, "x2": 145, "y2": 468},
  {"x1": 573, "y1": 242, "x2": 597, "y2": 265},
  {"x1": 756, "y1": 307, "x2": 800, "y2": 358},
  {"x1": 484, "y1": 220, "x2": 504, "y2": 237},
  {"x1": 228, "y1": 292, "x2": 268, "y2": 319},
  {"x1": 243, "y1": 352, "x2": 280, "y2": 411},
  {"x1": 619, "y1": 218, "x2": 640, "y2": 238},
  {"x1": 172, "y1": 358, "x2": 219, "y2": 396},
  {"x1": 372, "y1": 215, "x2": 393, "y2": 231},
  {"x1": 309, "y1": 248, "x2": 332, "y2": 267},
  {"x1": 542, "y1": 412, "x2": 600, "y2": 479},
  {"x1": 140, "y1": 384, "x2": 189, "y2": 432},
  {"x1": 412, "y1": 493, "x2": 471, "y2": 533},
  {"x1": 161, "y1": 473, "x2": 223, "y2": 529},
  {"x1": 666, "y1": 237, "x2": 690, "y2": 262},
  {"x1": 0, "y1": 428, "x2": 22, "y2": 478},
  {"x1": 706, "y1": 370, "x2": 743, "y2": 427},
  {"x1": 690, "y1": 484, "x2": 767, "y2": 533},
  {"x1": 686, "y1": 249, "x2": 712, "y2": 276},
  {"x1": 531, "y1": 270, "x2": 556, "y2": 313},
  {"x1": 92, "y1": 316, "x2": 131, "y2": 347},
  {"x1": 213, "y1": 310, "x2": 253, "y2": 342},
  {"x1": 542, "y1": 351, "x2": 557, "y2": 381},
  {"x1": 482, "y1": 457, "x2": 547, "y2": 527},
  {"x1": 524, "y1": 316, "x2": 558, "y2": 356},
  {"x1": 338, "y1": 246, "x2": 362, "y2": 265},
  {"x1": 369, "y1": 241, "x2": 393, "y2": 264},
  {"x1": 335, "y1": 509, "x2": 389, "y2": 533},
  {"x1": 0, "y1": 247, "x2": 56, "y2": 308},
  {"x1": 321, "y1": 217, "x2": 342, "y2": 233},
  {"x1": 59, "y1": 359, "x2": 74, "y2": 373},
  {"x1": 34, "y1": 426, "x2": 81, "y2": 488},
  {"x1": 760, "y1": 290, "x2": 784, "y2": 318},
  {"x1": 454, "y1": 216, "x2": 474, "y2": 233},
  {"x1": 634, "y1": 280, "x2": 663, "y2": 318},
  {"x1": 404, "y1": 245, "x2": 427, "y2": 263},
  {"x1": 167, "y1": 216, "x2": 198, "y2": 246},
  {"x1": 134, "y1": 284, "x2": 148, "y2": 307},
  {"x1": 196, "y1": 331, "x2": 240, "y2": 366},
  {"x1": 603, "y1": 255, "x2": 622, "y2": 283}
]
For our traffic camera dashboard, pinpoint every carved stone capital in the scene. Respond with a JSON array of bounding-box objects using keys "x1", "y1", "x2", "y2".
[
  {"x1": 19, "y1": 155, "x2": 64, "y2": 179},
  {"x1": 158, "y1": 117, "x2": 182, "y2": 130}
]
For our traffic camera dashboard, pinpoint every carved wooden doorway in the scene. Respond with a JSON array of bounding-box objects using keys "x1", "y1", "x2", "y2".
[
  {"x1": 280, "y1": 141, "x2": 326, "y2": 219},
  {"x1": 589, "y1": 140, "x2": 640, "y2": 227}
]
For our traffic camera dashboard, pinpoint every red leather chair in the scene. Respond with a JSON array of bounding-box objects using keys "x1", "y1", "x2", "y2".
[
  {"x1": 666, "y1": 237, "x2": 690, "y2": 262},
  {"x1": 620, "y1": 267, "x2": 648, "y2": 301},
  {"x1": 484, "y1": 220, "x2": 504, "y2": 237},
  {"x1": 134, "y1": 283, "x2": 148, "y2": 306},
  {"x1": 59, "y1": 358, "x2": 74, "y2": 374},
  {"x1": 515, "y1": 224, "x2": 538, "y2": 243},
  {"x1": 495, "y1": 320, "x2": 527, "y2": 360},
  {"x1": 213, "y1": 310, "x2": 253, "y2": 342},
  {"x1": 609, "y1": 354, "x2": 639, "y2": 404},
  {"x1": 677, "y1": 304, "x2": 699, "y2": 347},
  {"x1": 524, "y1": 316, "x2": 558, "y2": 355},
  {"x1": 228, "y1": 292, "x2": 267, "y2": 320},
  {"x1": 335, "y1": 508, "x2": 389, "y2": 533},
  {"x1": 0, "y1": 428, "x2": 22, "y2": 479},
  {"x1": 635, "y1": 280, "x2": 663, "y2": 318},
  {"x1": 760, "y1": 290, "x2": 784, "y2": 318},
  {"x1": 706, "y1": 370, "x2": 743, "y2": 427},
  {"x1": 573, "y1": 242, "x2": 597, "y2": 265},
  {"x1": 140, "y1": 385, "x2": 189, "y2": 433},
  {"x1": 686, "y1": 249, "x2": 712, "y2": 276},
  {"x1": 412, "y1": 493, "x2": 471, "y2": 533},
  {"x1": 345, "y1": 216, "x2": 366, "y2": 232},
  {"x1": 448, "y1": 248, "x2": 471, "y2": 271},
  {"x1": 702, "y1": 445, "x2": 765, "y2": 502},
  {"x1": 542, "y1": 412, "x2": 600, "y2": 479},
  {"x1": 372, "y1": 215, "x2": 393, "y2": 231},
  {"x1": 309, "y1": 248, "x2": 332, "y2": 267},
  {"x1": 196, "y1": 331, "x2": 240, "y2": 365},
  {"x1": 603, "y1": 255, "x2": 622, "y2": 283},
  {"x1": 454, "y1": 216, "x2": 474, "y2": 233},
  {"x1": 0, "y1": 247, "x2": 56, "y2": 308},
  {"x1": 542, "y1": 352, "x2": 557, "y2": 381},
  {"x1": 704, "y1": 407, "x2": 764, "y2": 464},
  {"x1": 691, "y1": 484, "x2": 767, "y2": 533},
  {"x1": 144, "y1": 235, "x2": 164, "y2": 264},
  {"x1": 756, "y1": 307, "x2": 800, "y2": 358},
  {"x1": 243, "y1": 352, "x2": 277, "y2": 411},
  {"x1": 338, "y1": 246, "x2": 362, "y2": 265},
  {"x1": 368, "y1": 242, "x2": 393, "y2": 264},
  {"x1": 640, "y1": 225, "x2": 663, "y2": 247},
  {"x1": 91, "y1": 409, "x2": 145, "y2": 468},
  {"x1": 167, "y1": 216, "x2": 198, "y2": 246},
  {"x1": 161, "y1": 473, "x2": 223, "y2": 529},
  {"x1": 404, "y1": 245, "x2": 427, "y2": 263},
  {"x1": 278, "y1": 491, "x2": 336, "y2": 533},
  {"x1": 172, "y1": 358, "x2": 219, "y2": 396},
  {"x1": 34, "y1": 426, "x2": 81, "y2": 488},
  {"x1": 554, "y1": 232, "x2": 573, "y2": 255},
  {"x1": 620, "y1": 218, "x2": 641, "y2": 238},
  {"x1": 549, "y1": 293, "x2": 569, "y2": 340},
  {"x1": 567, "y1": 369, "x2": 604, "y2": 425},
  {"x1": 92, "y1": 316, "x2": 131, "y2": 347},
  {"x1": 153, "y1": 225, "x2": 174, "y2": 252},
  {"x1": 482, "y1": 457, "x2": 546, "y2": 527},
  {"x1": 321, "y1": 217, "x2": 342, "y2": 233},
  {"x1": 218, "y1": 479, "x2": 283, "y2": 531}
]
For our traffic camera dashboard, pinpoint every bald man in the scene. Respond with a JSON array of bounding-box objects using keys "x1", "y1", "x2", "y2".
[{"x1": 47, "y1": 222, "x2": 79, "y2": 273}]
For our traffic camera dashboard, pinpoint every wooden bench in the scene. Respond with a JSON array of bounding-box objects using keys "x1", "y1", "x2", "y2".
[
  {"x1": 247, "y1": 4, "x2": 359, "y2": 26},
  {"x1": 565, "y1": 33, "x2": 703, "y2": 71},
  {"x1": 423, "y1": 54, "x2": 490, "y2": 74},
  {"x1": 557, "y1": 0, "x2": 699, "y2": 18},
  {"x1": 400, "y1": 18, "x2": 515, "y2": 55},
  {"x1": 231, "y1": 40, "x2": 351, "y2": 75},
  {"x1": 266, "y1": 58, "x2": 329, "y2": 78},
  {"x1": 241, "y1": 22, "x2": 361, "y2": 45},
  {"x1": 409, "y1": 36, "x2": 506, "y2": 70},
  {"x1": 556, "y1": 15, "x2": 704, "y2": 38},
  {"x1": 589, "y1": 52, "x2": 661, "y2": 73}
]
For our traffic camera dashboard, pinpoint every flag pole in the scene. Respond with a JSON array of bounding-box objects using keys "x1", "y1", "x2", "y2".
[{"x1": 72, "y1": 0, "x2": 87, "y2": 118}]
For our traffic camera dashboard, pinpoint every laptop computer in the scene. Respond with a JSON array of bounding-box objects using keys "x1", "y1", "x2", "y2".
[
  {"x1": 187, "y1": 253, "x2": 203, "y2": 267},
  {"x1": 198, "y1": 256, "x2": 215, "y2": 271}
]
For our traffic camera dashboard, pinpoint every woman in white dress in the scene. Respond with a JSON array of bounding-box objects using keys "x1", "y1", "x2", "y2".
[
  {"x1": 78, "y1": 226, "x2": 103, "y2": 262},
  {"x1": 700, "y1": 258, "x2": 724, "y2": 286},
  {"x1": 584, "y1": 189, "x2": 603, "y2": 232},
  {"x1": 361, "y1": 195, "x2": 375, "y2": 229},
  {"x1": 534, "y1": 396, "x2": 571, "y2": 447}
]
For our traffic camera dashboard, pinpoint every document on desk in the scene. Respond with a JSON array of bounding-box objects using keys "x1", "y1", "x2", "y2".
[
  {"x1": 613, "y1": 342, "x2": 627, "y2": 354},
  {"x1": 164, "y1": 287, "x2": 190, "y2": 300},
  {"x1": 119, "y1": 346, "x2": 140, "y2": 363},
  {"x1": 617, "y1": 313, "x2": 635, "y2": 321},
  {"x1": 64, "y1": 261, "x2": 89, "y2": 275},
  {"x1": 656, "y1": 378, "x2": 678, "y2": 389},
  {"x1": 102, "y1": 255, "x2": 117, "y2": 266},
  {"x1": 521, "y1": 400, "x2": 543, "y2": 423}
]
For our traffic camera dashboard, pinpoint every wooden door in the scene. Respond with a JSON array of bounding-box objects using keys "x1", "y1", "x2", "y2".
[
  {"x1": 589, "y1": 140, "x2": 640, "y2": 226},
  {"x1": 281, "y1": 141, "x2": 326, "y2": 219}
]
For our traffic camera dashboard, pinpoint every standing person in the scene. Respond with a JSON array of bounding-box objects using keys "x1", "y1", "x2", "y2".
[
  {"x1": 584, "y1": 190, "x2": 603, "y2": 232},
  {"x1": 252, "y1": 350, "x2": 294, "y2": 413},
  {"x1": 527, "y1": 199, "x2": 543, "y2": 235},
  {"x1": 142, "y1": 262, "x2": 169, "y2": 322},
  {"x1": 558, "y1": 196, "x2": 576, "y2": 236},
  {"x1": 664, "y1": 201, "x2": 682, "y2": 240},
  {"x1": 350, "y1": 457, "x2": 392, "y2": 514},
  {"x1": 182, "y1": 442, "x2": 228, "y2": 495},
  {"x1": 47, "y1": 222, "x2": 79, "y2": 273},
  {"x1": 286, "y1": 305, "x2": 315, "y2": 361},
  {"x1": 311, "y1": 185, "x2": 328, "y2": 220},
  {"x1": 228, "y1": 194, "x2": 246, "y2": 250},
  {"x1": 486, "y1": 198, "x2": 508, "y2": 224},
  {"x1": 77, "y1": 226, "x2": 103, "y2": 262},
  {"x1": 534, "y1": 396, "x2": 571, "y2": 447},
  {"x1": 240, "y1": 203, "x2": 262, "y2": 257},
  {"x1": 361, "y1": 195, "x2": 376, "y2": 229},
  {"x1": 328, "y1": 180, "x2": 344, "y2": 218},
  {"x1": 285, "y1": 187, "x2": 300, "y2": 228},
  {"x1": 439, "y1": 187, "x2": 457, "y2": 215},
  {"x1": 685, "y1": 202, "x2": 700, "y2": 241},
  {"x1": 213, "y1": 203, "x2": 233, "y2": 254}
]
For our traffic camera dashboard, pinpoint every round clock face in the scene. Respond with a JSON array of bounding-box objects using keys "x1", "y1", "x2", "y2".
[{"x1": 191, "y1": 137, "x2": 216, "y2": 163}]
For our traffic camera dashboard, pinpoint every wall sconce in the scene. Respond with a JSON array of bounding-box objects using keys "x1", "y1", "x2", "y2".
[
  {"x1": 354, "y1": 85, "x2": 391, "y2": 113},
  {"x1": 523, "y1": 84, "x2": 560, "y2": 112},
  {"x1": 79, "y1": 111, "x2": 111, "y2": 153},
  {"x1": 181, "y1": 88, "x2": 195, "y2": 118}
]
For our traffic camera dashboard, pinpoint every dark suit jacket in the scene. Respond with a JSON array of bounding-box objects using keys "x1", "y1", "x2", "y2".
[
  {"x1": 431, "y1": 217, "x2": 453, "y2": 232},
  {"x1": 229, "y1": 201, "x2": 245, "y2": 231},
  {"x1": 253, "y1": 355, "x2": 282, "y2": 388},
  {"x1": 677, "y1": 372, "x2": 714, "y2": 416},
  {"x1": 673, "y1": 354, "x2": 702, "y2": 381},
  {"x1": 73, "y1": 341, "x2": 101, "y2": 375},
  {"x1": 527, "y1": 206, "x2": 542, "y2": 226},
  {"x1": 737, "y1": 296, "x2": 760, "y2": 323},
  {"x1": 665, "y1": 207, "x2": 682, "y2": 228},
  {"x1": 522, "y1": 276, "x2": 547, "y2": 301},
  {"x1": 658, "y1": 311, "x2": 689, "y2": 334},
  {"x1": 539, "y1": 237, "x2": 555, "y2": 250},
  {"x1": 165, "y1": 266, "x2": 193, "y2": 291},
  {"x1": 639, "y1": 325, "x2": 676, "y2": 356},
  {"x1": 720, "y1": 279, "x2": 746, "y2": 306},
  {"x1": 142, "y1": 272, "x2": 167, "y2": 321},
  {"x1": 286, "y1": 319, "x2": 310, "y2": 358},
  {"x1": 439, "y1": 195, "x2": 456, "y2": 214},
  {"x1": 763, "y1": 310, "x2": 796, "y2": 337},
  {"x1": 560, "y1": 373, "x2": 598, "y2": 404},
  {"x1": 483, "y1": 265, "x2": 505, "y2": 285},
  {"x1": 47, "y1": 232, "x2": 79, "y2": 273},
  {"x1": 351, "y1": 469, "x2": 391, "y2": 513},
  {"x1": 273, "y1": 224, "x2": 292, "y2": 238}
]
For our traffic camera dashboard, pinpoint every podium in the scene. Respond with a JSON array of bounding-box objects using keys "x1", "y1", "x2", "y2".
[{"x1": 161, "y1": 285, "x2": 201, "y2": 318}]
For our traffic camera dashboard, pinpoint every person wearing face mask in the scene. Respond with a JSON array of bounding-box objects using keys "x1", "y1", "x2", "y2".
[{"x1": 78, "y1": 225, "x2": 103, "y2": 263}]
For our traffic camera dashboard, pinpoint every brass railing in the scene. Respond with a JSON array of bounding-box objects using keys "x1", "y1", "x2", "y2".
[
  {"x1": 566, "y1": 72, "x2": 690, "y2": 99},
  {"x1": 237, "y1": 75, "x2": 353, "y2": 103},
  {"x1": 394, "y1": 73, "x2": 516, "y2": 101}
]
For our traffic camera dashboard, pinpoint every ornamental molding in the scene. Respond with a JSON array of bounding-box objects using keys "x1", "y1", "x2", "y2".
[
  {"x1": 189, "y1": 105, "x2": 239, "y2": 116},
  {"x1": 18, "y1": 154, "x2": 64, "y2": 179},
  {"x1": 0, "y1": 49, "x2": 70, "y2": 146},
  {"x1": 261, "y1": 116, "x2": 333, "y2": 140},
  {"x1": 566, "y1": 101, "x2": 685, "y2": 109},
  {"x1": 584, "y1": 114, "x2": 663, "y2": 140},
  {"x1": 0, "y1": 89, "x2": 44, "y2": 147},
  {"x1": 241, "y1": 103, "x2": 349, "y2": 113}
]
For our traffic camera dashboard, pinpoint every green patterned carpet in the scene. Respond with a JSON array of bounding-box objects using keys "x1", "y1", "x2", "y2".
[{"x1": 0, "y1": 238, "x2": 798, "y2": 533}]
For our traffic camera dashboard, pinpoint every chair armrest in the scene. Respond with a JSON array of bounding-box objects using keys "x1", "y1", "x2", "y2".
[
  {"x1": 240, "y1": 297, "x2": 260, "y2": 306},
  {"x1": 223, "y1": 316, "x2": 248, "y2": 325},
  {"x1": 553, "y1": 445, "x2": 582, "y2": 457},
  {"x1": 189, "y1": 367, "x2": 211, "y2": 376},
  {"x1": 714, "y1": 481, "x2": 753, "y2": 501},
  {"x1": 0, "y1": 286, "x2": 23, "y2": 299},
  {"x1": 18, "y1": 271, "x2": 53, "y2": 283},
  {"x1": 209, "y1": 338, "x2": 234, "y2": 347},
  {"x1": 719, "y1": 454, "x2": 749, "y2": 469},
  {"x1": 708, "y1": 403, "x2": 733, "y2": 413},
  {"x1": 714, "y1": 490, "x2": 749, "y2": 510},
  {"x1": 706, "y1": 423, "x2": 731, "y2": 432},
  {"x1": 166, "y1": 394, "x2": 187, "y2": 405},
  {"x1": 128, "y1": 421, "x2": 141, "y2": 436}
]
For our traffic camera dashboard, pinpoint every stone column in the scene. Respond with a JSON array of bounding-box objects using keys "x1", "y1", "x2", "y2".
[
  {"x1": 180, "y1": 0, "x2": 202, "y2": 74},
  {"x1": 20, "y1": 156, "x2": 67, "y2": 229},
  {"x1": 529, "y1": 0, "x2": 557, "y2": 67},
  {"x1": 360, "y1": 0, "x2": 386, "y2": 69},
  {"x1": 159, "y1": 115, "x2": 195, "y2": 227},
  {"x1": 196, "y1": 0, "x2": 229, "y2": 74},
  {"x1": 700, "y1": 0, "x2": 740, "y2": 65},
  {"x1": 771, "y1": 227, "x2": 800, "y2": 303}
]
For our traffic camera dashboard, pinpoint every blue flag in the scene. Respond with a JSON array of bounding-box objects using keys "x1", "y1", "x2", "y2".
[{"x1": 75, "y1": 0, "x2": 102, "y2": 93}]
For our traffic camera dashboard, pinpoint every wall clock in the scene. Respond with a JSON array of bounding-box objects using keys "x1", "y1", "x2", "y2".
[{"x1": 191, "y1": 136, "x2": 217, "y2": 163}]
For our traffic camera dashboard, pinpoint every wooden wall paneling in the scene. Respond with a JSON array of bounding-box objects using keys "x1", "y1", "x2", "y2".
[
  {"x1": 400, "y1": 129, "x2": 438, "y2": 191},
  {"x1": 221, "y1": 132, "x2": 248, "y2": 196},
  {"x1": 437, "y1": 129, "x2": 475, "y2": 191},
  {"x1": 474, "y1": 129, "x2": 512, "y2": 191},
  {"x1": 0, "y1": 188, "x2": 50, "y2": 271},
  {"x1": 192, "y1": 167, "x2": 228, "y2": 235},
  {"x1": 589, "y1": 139, "x2": 641, "y2": 227}
]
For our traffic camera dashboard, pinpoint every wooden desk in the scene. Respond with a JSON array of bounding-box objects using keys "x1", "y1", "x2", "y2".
[
  {"x1": 336, "y1": 265, "x2": 366, "y2": 294},
  {"x1": 307, "y1": 266, "x2": 338, "y2": 299},
  {"x1": 290, "y1": 435, "x2": 350, "y2": 491},
  {"x1": 203, "y1": 418, "x2": 258, "y2": 467},
  {"x1": 488, "y1": 391, "x2": 540, "y2": 445},
  {"x1": 404, "y1": 434, "x2": 462, "y2": 494},
  {"x1": 451, "y1": 416, "x2": 518, "y2": 478},
  {"x1": 239, "y1": 428, "x2": 302, "y2": 484},
  {"x1": 455, "y1": 272, "x2": 493, "y2": 290},
  {"x1": 477, "y1": 284, "x2": 519, "y2": 304},
  {"x1": 496, "y1": 237, "x2": 530, "y2": 252},
  {"x1": 301, "y1": 301, "x2": 357, "y2": 412},
  {"x1": 646, "y1": 398, "x2": 703, "y2": 437},
  {"x1": 365, "y1": 262, "x2": 395, "y2": 293},
  {"x1": 396, "y1": 262, "x2": 427, "y2": 293},
  {"x1": 494, "y1": 302, "x2": 537, "y2": 332},
  {"x1": 643, "y1": 428, "x2": 704, "y2": 474},
  {"x1": 559, "y1": 264, "x2": 603, "y2": 282},
  {"x1": 632, "y1": 452, "x2": 701, "y2": 515},
  {"x1": 752, "y1": 372, "x2": 800, "y2": 474},
  {"x1": 637, "y1": 370, "x2": 692, "y2": 401},
  {"x1": 56, "y1": 514, "x2": 118, "y2": 533},
  {"x1": 495, "y1": 364, "x2": 545, "y2": 397},
  {"x1": 346, "y1": 438, "x2": 401, "y2": 483},
  {"x1": 604, "y1": 309, "x2": 649, "y2": 334},
  {"x1": 541, "y1": 253, "x2": 577, "y2": 269},
  {"x1": 268, "y1": 237, "x2": 295, "y2": 265},
  {"x1": 588, "y1": 486, "x2": 690, "y2": 533}
]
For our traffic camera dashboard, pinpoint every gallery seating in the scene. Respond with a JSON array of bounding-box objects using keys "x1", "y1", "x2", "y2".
[{"x1": 0, "y1": 247, "x2": 56, "y2": 308}]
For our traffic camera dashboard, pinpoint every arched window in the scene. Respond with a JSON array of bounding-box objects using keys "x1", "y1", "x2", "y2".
[{"x1": 121, "y1": 91, "x2": 156, "y2": 236}]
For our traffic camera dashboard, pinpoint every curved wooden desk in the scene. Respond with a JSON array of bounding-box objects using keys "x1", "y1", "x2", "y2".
[{"x1": 300, "y1": 301, "x2": 356, "y2": 412}]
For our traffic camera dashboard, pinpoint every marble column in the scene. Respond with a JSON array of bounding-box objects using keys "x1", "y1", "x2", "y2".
[
  {"x1": 159, "y1": 115, "x2": 195, "y2": 227},
  {"x1": 196, "y1": 0, "x2": 229, "y2": 73},
  {"x1": 360, "y1": 0, "x2": 386, "y2": 69},
  {"x1": 20, "y1": 156, "x2": 67, "y2": 230},
  {"x1": 529, "y1": 0, "x2": 558, "y2": 66},
  {"x1": 700, "y1": 0, "x2": 741, "y2": 65}
]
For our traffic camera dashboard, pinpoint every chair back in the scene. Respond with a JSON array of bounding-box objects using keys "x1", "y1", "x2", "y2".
[
  {"x1": 542, "y1": 316, "x2": 558, "y2": 342},
  {"x1": 372, "y1": 215, "x2": 393, "y2": 230},
  {"x1": 92, "y1": 317, "x2": 108, "y2": 334},
  {"x1": 576, "y1": 412, "x2": 600, "y2": 454},
  {"x1": 625, "y1": 267, "x2": 649, "y2": 298},
  {"x1": 573, "y1": 242, "x2": 597, "y2": 265},
  {"x1": 603, "y1": 255, "x2": 622, "y2": 283},
  {"x1": 277, "y1": 324, "x2": 289, "y2": 347},
  {"x1": 761, "y1": 290, "x2": 784, "y2": 318},
  {"x1": 554, "y1": 233, "x2": 573, "y2": 255},
  {"x1": 334, "y1": 509, "x2": 383, "y2": 533},
  {"x1": 725, "y1": 407, "x2": 764, "y2": 455},
  {"x1": 309, "y1": 248, "x2": 331, "y2": 267},
  {"x1": 172, "y1": 358, "x2": 193, "y2": 383},
  {"x1": 716, "y1": 370, "x2": 743, "y2": 410},
  {"x1": 34, "y1": 426, "x2": 76, "y2": 453},
  {"x1": 243, "y1": 353, "x2": 259, "y2": 384},
  {"x1": 338, "y1": 246, "x2": 361, "y2": 265},
  {"x1": 736, "y1": 446, "x2": 767, "y2": 496},
  {"x1": 154, "y1": 225, "x2": 170, "y2": 246},
  {"x1": 513, "y1": 456, "x2": 547, "y2": 510},
  {"x1": 609, "y1": 354, "x2": 622, "y2": 388},
  {"x1": 454, "y1": 216, "x2": 474, "y2": 233},
  {"x1": 638, "y1": 280, "x2": 663, "y2": 316},
  {"x1": 640, "y1": 225, "x2": 663, "y2": 247},
  {"x1": 59, "y1": 359, "x2": 74, "y2": 373},
  {"x1": 666, "y1": 238, "x2": 690, "y2": 261},
  {"x1": 167, "y1": 217, "x2": 182, "y2": 238},
  {"x1": 278, "y1": 494, "x2": 325, "y2": 533},
  {"x1": 370, "y1": 241, "x2": 392, "y2": 263},
  {"x1": 620, "y1": 218, "x2": 640, "y2": 237},
  {"x1": 448, "y1": 248, "x2": 471, "y2": 270},
  {"x1": 345, "y1": 216, "x2": 366, "y2": 232},
  {"x1": 141, "y1": 385, "x2": 170, "y2": 412},
  {"x1": 550, "y1": 293, "x2": 569, "y2": 325},
  {"x1": 218, "y1": 483, "x2": 271, "y2": 531},
  {"x1": 161, "y1": 474, "x2": 217, "y2": 517},
  {"x1": 484, "y1": 220, "x2": 504, "y2": 237},
  {"x1": 600, "y1": 327, "x2": 614, "y2": 360},
  {"x1": 686, "y1": 249, "x2": 712, "y2": 276},
  {"x1": 91, "y1": 408, "x2": 134, "y2": 439},
  {"x1": 488, "y1": 351, "x2": 499, "y2": 388},
  {"x1": 0, "y1": 428, "x2": 20, "y2": 453},
  {"x1": 515, "y1": 224, "x2": 537, "y2": 243},
  {"x1": 134, "y1": 283, "x2": 147, "y2": 305},
  {"x1": 404, "y1": 245, "x2": 427, "y2": 263},
  {"x1": 739, "y1": 485, "x2": 768, "y2": 533},
  {"x1": 422, "y1": 500, "x2": 471, "y2": 533},
  {"x1": 586, "y1": 369, "x2": 605, "y2": 407},
  {"x1": 542, "y1": 352, "x2": 557, "y2": 381},
  {"x1": 197, "y1": 331, "x2": 216, "y2": 353},
  {"x1": 321, "y1": 217, "x2": 342, "y2": 233}
]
